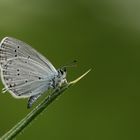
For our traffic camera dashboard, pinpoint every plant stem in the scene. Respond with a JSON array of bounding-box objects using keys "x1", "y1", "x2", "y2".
[{"x1": 0, "y1": 69, "x2": 91, "y2": 140}]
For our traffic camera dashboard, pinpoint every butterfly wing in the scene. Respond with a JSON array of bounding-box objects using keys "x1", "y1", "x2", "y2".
[
  {"x1": 0, "y1": 37, "x2": 57, "y2": 74},
  {"x1": 1, "y1": 57, "x2": 55, "y2": 98}
]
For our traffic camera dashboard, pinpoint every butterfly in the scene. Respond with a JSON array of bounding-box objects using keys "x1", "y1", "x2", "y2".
[{"x1": 0, "y1": 37, "x2": 68, "y2": 108}]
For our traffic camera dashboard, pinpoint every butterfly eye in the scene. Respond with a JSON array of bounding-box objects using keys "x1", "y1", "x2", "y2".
[
  {"x1": 60, "y1": 69, "x2": 63, "y2": 75},
  {"x1": 63, "y1": 67, "x2": 66, "y2": 72}
]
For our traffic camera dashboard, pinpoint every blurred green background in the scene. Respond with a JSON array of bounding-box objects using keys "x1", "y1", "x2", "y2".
[{"x1": 0, "y1": 0, "x2": 140, "y2": 139}]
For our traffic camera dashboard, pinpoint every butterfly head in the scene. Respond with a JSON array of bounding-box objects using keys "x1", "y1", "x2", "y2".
[
  {"x1": 56, "y1": 60, "x2": 77, "y2": 86},
  {"x1": 55, "y1": 67, "x2": 67, "y2": 87},
  {"x1": 57, "y1": 60, "x2": 76, "y2": 78},
  {"x1": 57, "y1": 67, "x2": 67, "y2": 79}
]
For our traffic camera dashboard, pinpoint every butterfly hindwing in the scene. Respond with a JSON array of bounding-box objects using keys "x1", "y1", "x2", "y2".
[{"x1": 1, "y1": 57, "x2": 54, "y2": 98}]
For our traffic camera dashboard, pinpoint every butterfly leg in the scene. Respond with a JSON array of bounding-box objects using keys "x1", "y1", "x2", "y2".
[{"x1": 27, "y1": 93, "x2": 42, "y2": 109}]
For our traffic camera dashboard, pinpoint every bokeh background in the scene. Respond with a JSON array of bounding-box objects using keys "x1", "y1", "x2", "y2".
[{"x1": 0, "y1": 0, "x2": 140, "y2": 139}]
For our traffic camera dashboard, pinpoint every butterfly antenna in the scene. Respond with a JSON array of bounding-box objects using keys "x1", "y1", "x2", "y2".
[{"x1": 62, "y1": 60, "x2": 77, "y2": 69}]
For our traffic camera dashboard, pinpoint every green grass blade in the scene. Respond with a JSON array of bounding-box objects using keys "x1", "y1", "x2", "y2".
[{"x1": 0, "y1": 69, "x2": 91, "y2": 140}]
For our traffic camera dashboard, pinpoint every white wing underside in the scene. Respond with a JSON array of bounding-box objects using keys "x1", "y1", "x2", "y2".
[
  {"x1": 0, "y1": 37, "x2": 57, "y2": 73},
  {"x1": 0, "y1": 37, "x2": 58, "y2": 98}
]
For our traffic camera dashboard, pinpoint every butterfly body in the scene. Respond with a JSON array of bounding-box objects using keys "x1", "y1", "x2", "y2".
[{"x1": 0, "y1": 37, "x2": 67, "y2": 108}]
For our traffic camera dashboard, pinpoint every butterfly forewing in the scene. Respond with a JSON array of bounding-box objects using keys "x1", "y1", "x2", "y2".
[{"x1": 0, "y1": 37, "x2": 57, "y2": 74}]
